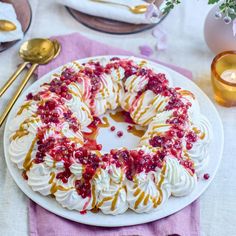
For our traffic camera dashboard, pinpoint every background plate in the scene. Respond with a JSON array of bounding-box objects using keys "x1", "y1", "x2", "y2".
[
  {"x1": 66, "y1": 0, "x2": 167, "y2": 34},
  {"x1": 3, "y1": 56, "x2": 224, "y2": 227},
  {"x1": 0, "y1": 0, "x2": 32, "y2": 53}
]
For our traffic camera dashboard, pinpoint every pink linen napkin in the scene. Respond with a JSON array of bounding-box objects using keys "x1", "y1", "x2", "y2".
[{"x1": 29, "y1": 32, "x2": 200, "y2": 236}]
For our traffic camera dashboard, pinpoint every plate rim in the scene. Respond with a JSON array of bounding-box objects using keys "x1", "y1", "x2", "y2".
[
  {"x1": 66, "y1": 7, "x2": 168, "y2": 35},
  {"x1": 3, "y1": 55, "x2": 224, "y2": 227}
]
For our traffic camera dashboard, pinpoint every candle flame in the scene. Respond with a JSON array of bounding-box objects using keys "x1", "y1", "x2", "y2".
[{"x1": 231, "y1": 73, "x2": 236, "y2": 79}]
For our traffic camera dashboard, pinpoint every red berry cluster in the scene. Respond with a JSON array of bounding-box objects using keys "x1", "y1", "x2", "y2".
[
  {"x1": 37, "y1": 100, "x2": 60, "y2": 124},
  {"x1": 74, "y1": 148, "x2": 101, "y2": 198}
]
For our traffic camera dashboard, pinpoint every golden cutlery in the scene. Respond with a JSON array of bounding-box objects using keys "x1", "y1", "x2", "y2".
[
  {"x1": 0, "y1": 38, "x2": 61, "y2": 127},
  {"x1": 0, "y1": 19, "x2": 16, "y2": 31},
  {"x1": 52, "y1": 39, "x2": 61, "y2": 59},
  {"x1": 90, "y1": 0, "x2": 148, "y2": 14},
  {"x1": 0, "y1": 39, "x2": 60, "y2": 97}
]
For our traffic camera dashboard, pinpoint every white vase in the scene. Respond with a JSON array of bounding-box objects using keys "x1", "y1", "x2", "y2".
[{"x1": 204, "y1": 5, "x2": 236, "y2": 54}]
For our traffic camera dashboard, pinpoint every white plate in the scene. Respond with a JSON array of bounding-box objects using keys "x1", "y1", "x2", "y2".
[{"x1": 3, "y1": 56, "x2": 224, "y2": 227}]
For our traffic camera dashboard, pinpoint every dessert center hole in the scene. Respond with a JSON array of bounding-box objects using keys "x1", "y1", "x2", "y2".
[{"x1": 96, "y1": 110, "x2": 146, "y2": 153}]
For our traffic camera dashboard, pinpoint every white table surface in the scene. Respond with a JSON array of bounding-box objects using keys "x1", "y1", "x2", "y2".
[{"x1": 0, "y1": 0, "x2": 235, "y2": 235}]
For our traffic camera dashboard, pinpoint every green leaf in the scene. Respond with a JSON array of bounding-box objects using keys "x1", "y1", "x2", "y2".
[{"x1": 208, "y1": 0, "x2": 220, "y2": 4}]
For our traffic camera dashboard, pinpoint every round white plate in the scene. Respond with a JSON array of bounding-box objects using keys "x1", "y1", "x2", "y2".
[{"x1": 4, "y1": 56, "x2": 224, "y2": 227}]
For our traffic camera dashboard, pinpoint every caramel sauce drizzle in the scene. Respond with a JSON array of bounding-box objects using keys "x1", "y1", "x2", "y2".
[
  {"x1": 136, "y1": 96, "x2": 164, "y2": 126},
  {"x1": 23, "y1": 137, "x2": 37, "y2": 171},
  {"x1": 140, "y1": 124, "x2": 169, "y2": 142},
  {"x1": 124, "y1": 95, "x2": 131, "y2": 111},
  {"x1": 139, "y1": 60, "x2": 147, "y2": 67},
  {"x1": 49, "y1": 172, "x2": 73, "y2": 194},
  {"x1": 109, "y1": 110, "x2": 146, "y2": 138},
  {"x1": 73, "y1": 61, "x2": 83, "y2": 70},
  {"x1": 11, "y1": 129, "x2": 29, "y2": 140},
  {"x1": 129, "y1": 75, "x2": 137, "y2": 91},
  {"x1": 134, "y1": 188, "x2": 141, "y2": 197},
  {"x1": 117, "y1": 67, "x2": 121, "y2": 80},
  {"x1": 101, "y1": 117, "x2": 110, "y2": 128},
  {"x1": 132, "y1": 93, "x2": 145, "y2": 119},
  {"x1": 111, "y1": 187, "x2": 122, "y2": 211},
  {"x1": 180, "y1": 90, "x2": 195, "y2": 99},
  {"x1": 153, "y1": 164, "x2": 166, "y2": 208},
  {"x1": 11, "y1": 116, "x2": 40, "y2": 141},
  {"x1": 144, "y1": 194, "x2": 150, "y2": 206},
  {"x1": 116, "y1": 83, "x2": 122, "y2": 104},
  {"x1": 50, "y1": 183, "x2": 58, "y2": 195},
  {"x1": 68, "y1": 88, "x2": 79, "y2": 97},
  {"x1": 49, "y1": 172, "x2": 55, "y2": 184},
  {"x1": 91, "y1": 185, "x2": 96, "y2": 208},
  {"x1": 193, "y1": 127, "x2": 205, "y2": 140},
  {"x1": 134, "y1": 191, "x2": 145, "y2": 209},
  {"x1": 152, "y1": 124, "x2": 170, "y2": 130},
  {"x1": 127, "y1": 126, "x2": 145, "y2": 138},
  {"x1": 97, "y1": 197, "x2": 113, "y2": 208},
  {"x1": 132, "y1": 164, "x2": 167, "y2": 209},
  {"x1": 81, "y1": 106, "x2": 93, "y2": 120},
  {"x1": 17, "y1": 101, "x2": 31, "y2": 115},
  {"x1": 82, "y1": 117, "x2": 110, "y2": 150},
  {"x1": 52, "y1": 73, "x2": 60, "y2": 77},
  {"x1": 109, "y1": 110, "x2": 126, "y2": 123}
]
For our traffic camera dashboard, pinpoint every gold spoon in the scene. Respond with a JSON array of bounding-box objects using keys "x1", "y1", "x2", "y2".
[
  {"x1": 52, "y1": 39, "x2": 61, "y2": 59},
  {"x1": 0, "y1": 38, "x2": 58, "y2": 97},
  {"x1": 90, "y1": 0, "x2": 148, "y2": 14},
  {"x1": 0, "y1": 38, "x2": 61, "y2": 127},
  {"x1": 0, "y1": 20, "x2": 16, "y2": 31}
]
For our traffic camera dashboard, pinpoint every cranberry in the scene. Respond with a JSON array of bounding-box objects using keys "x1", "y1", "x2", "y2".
[
  {"x1": 66, "y1": 93, "x2": 72, "y2": 100},
  {"x1": 186, "y1": 142, "x2": 193, "y2": 150},
  {"x1": 186, "y1": 131, "x2": 197, "y2": 143},
  {"x1": 149, "y1": 136, "x2": 164, "y2": 147},
  {"x1": 118, "y1": 150, "x2": 129, "y2": 160},
  {"x1": 138, "y1": 150, "x2": 144, "y2": 155},
  {"x1": 61, "y1": 85, "x2": 68, "y2": 92},
  {"x1": 174, "y1": 140, "x2": 182, "y2": 150},
  {"x1": 96, "y1": 144, "x2": 102, "y2": 151},
  {"x1": 126, "y1": 170, "x2": 133, "y2": 181},
  {"x1": 130, "y1": 150, "x2": 139, "y2": 158},
  {"x1": 177, "y1": 130, "x2": 185, "y2": 138},
  {"x1": 80, "y1": 210, "x2": 87, "y2": 215},
  {"x1": 158, "y1": 150, "x2": 167, "y2": 160},
  {"x1": 26, "y1": 93, "x2": 33, "y2": 100},
  {"x1": 167, "y1": 130, "x2": 175, "y2": 137},
  {"x1": 110, "y1": 149, "x2": 117, "y2": 155},
  {"x1": 110, "y1": 126, "x2": 116, "y2": 131},
  {"x1": 171, "y1": 149, "x2": 177, "y2": 156},
  {"x1": 22, "y1": 171, "x2": 28, "y2": 180},
  {"x1": 56, "y1": 169, "x2": 71, "y2": 183},
  {"x1": 89, "y1": 117, "x2": 101, "y2": 128},
  {"x1": 102, "y1": 155, "x2": 109, "y2": 162},
  {"x1": 110, "y1": 57, "x2": 120, "y2": 61},
  {"x1": 127, "y1": 125, "x2": 133, "y2": 131},
  {"x1": 117, "y1": 131, "x2": 123, "y2": 137},
  {"x1": 33, "y1": 94, "x2": 40, "y2": 101},
  {"x1": 203, "y1": 173, "x2": 210, "y2": 180},
  {"x1": 75, "y1": 180, "x2": 91, "y2": 198}
]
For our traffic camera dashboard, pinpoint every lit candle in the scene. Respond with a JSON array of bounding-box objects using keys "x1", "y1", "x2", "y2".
[
  {"x1": 211, "y1": 51, "x2": 236, "y2": 107},
  {"x1": 221, "y1": 69, "x2": 236, "y2": 84}
]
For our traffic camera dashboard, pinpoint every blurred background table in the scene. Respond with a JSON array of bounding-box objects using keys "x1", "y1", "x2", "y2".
[{"x1": 0, "y1": 0, "x2": 235, "y2": 235}]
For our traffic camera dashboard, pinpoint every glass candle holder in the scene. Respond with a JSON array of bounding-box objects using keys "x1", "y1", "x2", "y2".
[{"x1": 211, "y1": 51, "x2": 236, "y2": 107}]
